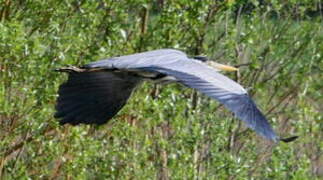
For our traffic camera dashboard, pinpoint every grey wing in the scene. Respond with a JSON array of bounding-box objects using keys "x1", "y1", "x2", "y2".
[
  {"x1": 138, "y1": 61, "x2": 278, "y2": 142},
  {"x1": 55, "y1": 71, "x2": 141, "y2": 125},
  {"x1": 83, "y1": 49, "x2": 189, "y2": 69}
]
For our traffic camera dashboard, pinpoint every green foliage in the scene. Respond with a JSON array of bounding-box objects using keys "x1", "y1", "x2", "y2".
[{"x1": 0, "y1": 0, "x2": 322, "y2": 179}]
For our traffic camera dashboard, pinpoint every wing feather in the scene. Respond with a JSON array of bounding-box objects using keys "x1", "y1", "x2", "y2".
[
  {"x1": 55, "y1": 71, "x2": 141, "y2": 125},
  {"x1": 137, "y1": 65, "x2": 278, "y2": 141}
]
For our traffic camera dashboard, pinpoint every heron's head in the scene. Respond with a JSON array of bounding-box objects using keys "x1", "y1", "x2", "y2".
[{"x1": 193, "y1": 56, "x2": 238, "y2": 72}]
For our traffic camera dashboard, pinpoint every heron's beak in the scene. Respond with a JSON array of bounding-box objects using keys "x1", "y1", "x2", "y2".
[{"x1": 207, "y1": 61, "x2": 238, "y2": 72}]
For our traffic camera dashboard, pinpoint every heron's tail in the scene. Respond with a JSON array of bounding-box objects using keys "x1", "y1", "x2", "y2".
[{"x1": 54, "y1": 70, "x2": 140, "y2": 125}]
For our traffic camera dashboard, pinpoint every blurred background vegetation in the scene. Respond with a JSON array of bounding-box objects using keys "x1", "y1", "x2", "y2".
[{"x1": 0, "y1": 0, "x2": 322, "y2": 179}]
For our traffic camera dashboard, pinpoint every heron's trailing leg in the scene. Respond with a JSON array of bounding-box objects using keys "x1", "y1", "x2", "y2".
[{"x1": 55, "y1": 66, "x2": 105, "y2": 73}]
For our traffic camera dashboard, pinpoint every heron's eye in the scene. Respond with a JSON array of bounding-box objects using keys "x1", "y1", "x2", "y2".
[{"x1": 193, "y1": 56, "x2": 208, "y2": 62}]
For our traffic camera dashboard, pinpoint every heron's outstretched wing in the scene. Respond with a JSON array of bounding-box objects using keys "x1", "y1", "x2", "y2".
[
  {"x1": 139, "y1": 61, "x2": 278, "y2": 141},
  {"x1": 55, "y1": 71, "x2": 140, "y2": 125}
]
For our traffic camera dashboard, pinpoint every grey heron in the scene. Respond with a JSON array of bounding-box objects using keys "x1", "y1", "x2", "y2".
[{"x1": 55, "y1": 49, "x2": 297, "y2": 142}]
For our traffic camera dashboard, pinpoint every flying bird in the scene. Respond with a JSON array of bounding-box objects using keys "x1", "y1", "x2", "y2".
[{"x1": 55, "y1": 49, "x2": 297, "y2": 143}]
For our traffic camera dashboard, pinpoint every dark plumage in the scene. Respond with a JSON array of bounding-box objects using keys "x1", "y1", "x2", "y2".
[{"x1": 55, "y1": 71, "x2": 140, "y2": 125}]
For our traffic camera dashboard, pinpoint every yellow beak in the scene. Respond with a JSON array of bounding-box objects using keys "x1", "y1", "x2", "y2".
[{"x1": 206, "y1": 61, "x2": 238, "y2": 72}]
